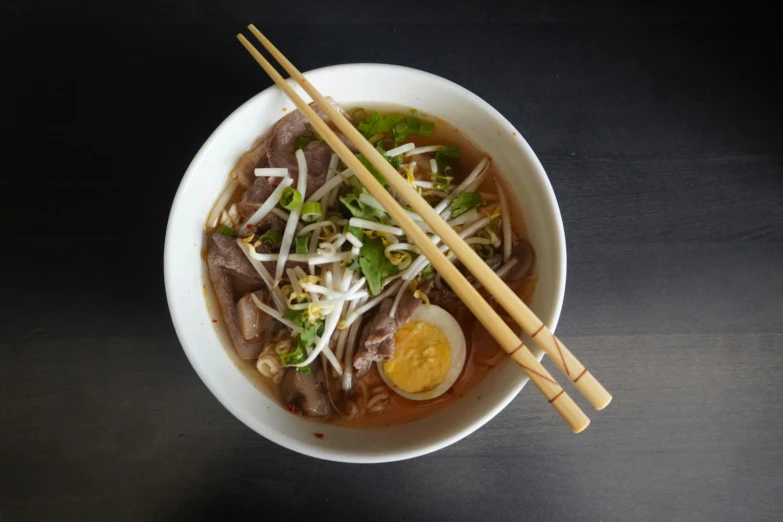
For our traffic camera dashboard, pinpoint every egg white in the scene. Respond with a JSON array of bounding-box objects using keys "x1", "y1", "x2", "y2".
[{"x1": 378, "y1": 305, "x2": 467, "y2": 401}]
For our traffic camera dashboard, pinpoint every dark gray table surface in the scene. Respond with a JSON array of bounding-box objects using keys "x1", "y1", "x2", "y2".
[{"x1": 2, "y1": 2, "x2": 782, "y2": 521}]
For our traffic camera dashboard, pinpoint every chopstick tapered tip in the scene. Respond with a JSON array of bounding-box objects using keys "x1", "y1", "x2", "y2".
[
  {"x1": 573, "y1": 417, "x2": 591, "y2": 434},
  {"x1": 572, "y1": 370, "x2": 612, "y2": 411},
  {"x1": 595, "y1": 394, "x2": 612, "y2": 411}
]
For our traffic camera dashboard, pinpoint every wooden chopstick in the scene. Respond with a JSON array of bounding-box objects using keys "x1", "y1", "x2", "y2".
[
  {"x1": 237, "y1": 33, "x2": 591, "y2": 433},
  {"x1": 246, "y1": 25, "x2": 611, "y2": 412}
]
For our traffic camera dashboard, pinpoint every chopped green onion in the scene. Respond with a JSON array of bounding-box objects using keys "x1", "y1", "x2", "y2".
[
  {"x1": 409, "y1": 108, "x2": 418, "y2": 116},
  {"x1": 295, "y1": 235, "x2": 309, "y2": 254},
  {"x1": 280, "y1": 187, "x2": 302, "y2": 211},
  {"x1": 476, "y1": 243, "x2": 495, "y2": 259},
  {"x1": 301, "y1": 201, "x2": 323, "y2": 223},
  {"x1": 419, "y1": 121, "x2": 434, "y2": 137},
  {"x1": 450, "y1": 192, "x2": 483, "y2": 218},
  {"x1": 259, "y1": 229, "x2": 282, "y2": 245},
  {"x1": 293, "y1": 136, "x2": 312, "y2": 151},
  {"x1": 216, "y1": 225, "x2": 236, "y2": 238},
  {"x1": 420, "y1": 264, "x2": 435, "y2": 280}
]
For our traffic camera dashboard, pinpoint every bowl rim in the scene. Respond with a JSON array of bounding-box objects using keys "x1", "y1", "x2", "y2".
[{"x1": 164, "y1": 62, "x2": 566, "y2": 463}]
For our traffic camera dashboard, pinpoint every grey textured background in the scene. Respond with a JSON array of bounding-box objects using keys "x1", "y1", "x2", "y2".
[{"x1": 2, "y1": 1, "x2": 782, "y2": 521}]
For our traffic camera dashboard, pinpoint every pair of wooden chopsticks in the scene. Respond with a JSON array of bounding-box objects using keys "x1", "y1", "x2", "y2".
[{"x1": 237, "y1": 25, "x2": 611, "y2": 433}]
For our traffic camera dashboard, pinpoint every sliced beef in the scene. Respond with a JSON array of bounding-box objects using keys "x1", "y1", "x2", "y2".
[
  {"x1": 353, "y1": 291, "x2": 421, "y2": 376},
  {"x1": 233, "y1": 139, "x2": 268, "y2": 188},
  {"x1": 206, "y1": 232, "x2": 265, "y2": 359},
  {"x1": 238, "y1": 176, "x2": 277, "y2": 219},
  {"x1": 282, "y1": 365, "x2": 333, "y2": 418},
  {"x1": 418, "y1": 278, "x2": 456, "y2": 308},
  {"x1": 266, "y1": 98, "x2": 354, "y2": 195}
]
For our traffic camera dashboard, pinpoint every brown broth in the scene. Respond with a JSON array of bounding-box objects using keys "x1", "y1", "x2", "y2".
[{"x1": 203, "y1": 105, "x2": 536, "y2": 428}]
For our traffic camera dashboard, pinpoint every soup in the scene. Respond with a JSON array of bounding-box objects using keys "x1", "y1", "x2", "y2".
[{"x1": 204, "y1": 100, "x2": 537, "y2": 427}]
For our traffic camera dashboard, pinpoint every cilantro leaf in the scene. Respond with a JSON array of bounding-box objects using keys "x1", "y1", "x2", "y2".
[
  {"x1": 356, "y1": 112, "x2": 381, "y2": 135},
  {"x1": 339, "y1": 193, "x2": 381, "y2": 221},
  {"x1": 356, "y1": 112, "x2": 406, "y2": 137},
  {"x1": 435, "y1": 144, "x2": 460, "y2": 173},
  {"x1": 358, "y1": 237, "x2": 400, "y2": 296},
  {"x1": 406, "y1": 117, "x2": 420, "y2": 136},
  {"x1": 375, "y1": 142, "x2": 403, "y2": 169},
  {"x1": 419, "y1": 120, "x2": 434, "y2": 137},
  {"x1": 345, "y1": 224, "x2": 363, "y2": 239},
  {"x1": 450, "y1": 192, "x2": 483, "y2": 218},
  {"x1": 393, "y1": 121, "x2": 408, "y2": 143}
]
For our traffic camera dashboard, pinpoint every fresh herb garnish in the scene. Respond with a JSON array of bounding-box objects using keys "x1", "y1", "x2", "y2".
[
  {"x1": 406, "y1": 117, "x2": 420, "y2": 136},
  {"x1": 293, "y1": 136, "x2": 312, "y2": 151},
  {"x1": 356, "y1": 112, "x2": 406, "y2": 137},
  {"x1": 345, "y1": 224, "x2": 364, "y2": 239},
  {"x1": 355, "y1": 154, "x2": 388, "y2": 187},
  {"x1": 295, "y1": 235, "x2": 309, "y2": 254},
  {"x1": 301, "y1": 201, "x2": 323, "y2": 223},
  {"x1": 435, "y1": 144, "x2": 460, "y2": 173},
  {"x1": 216, "y1": 225, "x2": 236, "y2": 238},
  {"x1": 475, "y1": 243, "x2": 495, "y2": 259},
  {"x1": 357, "y1": 237, "x2": 400, "y2": 296},
  {"x1": 280, "y1": 187, "x2": 303, "y2": 211},
  {"x1": 375, "y1": 142, "x2": 403, "y2": 169},
  {"x1": 280, "y1": 309, "x2": 326, "y2": 373},
  {"x1": 279, "y1": 345, "x2": 308, "y2": 367},
  {"x1": 430, "y1": 171, "x2": 454, "y2": 191},
  {"x1": 420, "y1": 264, "x2": 435, "y2": 281},
  {"x1": 450, "y1": 192, "x2": 483, "y2": 218},
  {"x1": 339, "y1": 193, "x2": 382, "y2": 221},
  {"x1": 419, "y1": 120, "x2": 434, "y2": 137},
  {"x1": 393, "y1": 121, "x2": 408, "y2": 143},
  {"x1": 258, "y1": 229, "x2": 282, "y2": 246}
]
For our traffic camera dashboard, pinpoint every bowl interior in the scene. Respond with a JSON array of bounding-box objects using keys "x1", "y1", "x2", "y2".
[{"x1": 164, "y1": 63, "x2": 565, "y2": 463}]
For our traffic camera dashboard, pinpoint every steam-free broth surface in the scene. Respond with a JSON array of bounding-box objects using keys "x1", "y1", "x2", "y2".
[{"x1": 204, "y1": 103, "x2": 536, "y2": 428}]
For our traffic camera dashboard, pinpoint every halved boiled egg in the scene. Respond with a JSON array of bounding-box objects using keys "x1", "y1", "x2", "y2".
[{"x1": 378, "y1": 305, "x2": 467, "y2": 401}]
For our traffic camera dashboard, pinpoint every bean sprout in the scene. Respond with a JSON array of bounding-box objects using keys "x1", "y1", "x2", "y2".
[
  {"x1": 208, "y1": 180, "x2": 238, "y2": 229},
  {"x1": 494, "y1": 177, "x2": 512, "y2": 263}
]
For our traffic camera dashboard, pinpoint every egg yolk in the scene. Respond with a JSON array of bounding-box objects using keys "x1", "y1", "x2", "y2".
[{"x1": 382, "y1": 321, "x2": 451, "y2": 394}]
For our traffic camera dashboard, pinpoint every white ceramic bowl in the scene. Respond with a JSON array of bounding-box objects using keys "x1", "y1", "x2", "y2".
[{"x1": 164, "y1": 63, "x2": 566, "y2": 463}]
